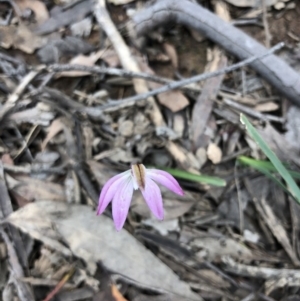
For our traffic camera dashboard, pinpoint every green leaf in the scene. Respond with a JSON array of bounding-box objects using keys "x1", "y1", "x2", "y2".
[
  {"x1": 238, "y1": 156, "x2": 300, "y2": 180},
  {"x1": 237, "y1": 156, "x2": 293, "y2": 196},
  {"x1": 240, "y1": 114, "x2": 300, "y2": 203},
  {"x1": 158, "y1": 167, "x2": 226, "y2": 187}
]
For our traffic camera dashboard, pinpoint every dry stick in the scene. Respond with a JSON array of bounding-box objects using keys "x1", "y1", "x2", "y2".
[
  {"x1": 85, "y1": 43, "x2": 284, "y2": 117},
  {"x1": 234, "y1": 162, "x2": 244, "y2": 234},
  {"x1": 2, "y1": 163, "x2": 66, "y2": 175},
  {"x1": 94, "y1": 0, "x2": 163, "y2": 127},
  {"x1": 132, "y1": 0, "x2": 300, "y2": 107},
  {"x1": 48, "y1": 64, "x2": 176, "y2": 86},
  {"x1": 222, "y1": 256, "x2": 300, "y2": 279},
  {"x1": 223, "y1": 98, "x2": 285, "y2": 123},
  {"x1": 0, "y1": 70, "x2": 39, "y2": 120},
  {"x1": 262, "y1": 0, "x2": 271, "y2": 48},
  {"x1": 0, "y1": 161, "x2": 28, "y2": 269},
  {"x1": 0, "y1": 228, "x2": 35, "y2": 301},
  {"x1": 0, "y1": 52, "x2": 25, "y2": 66}
]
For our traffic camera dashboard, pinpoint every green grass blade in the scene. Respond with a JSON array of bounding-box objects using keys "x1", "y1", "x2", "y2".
[
  {"x1": 158, "y1": 167, "x2": 226, "y2": 187},
  {"x1": 237, "y1": 157, "x2": 292, "y2": 196},
  {"x1": 240, "y1": 114, "x2": 300, "y2": 203},
  {"x1": 238, "y1": 156, "x2": 300, "y2": 180}
]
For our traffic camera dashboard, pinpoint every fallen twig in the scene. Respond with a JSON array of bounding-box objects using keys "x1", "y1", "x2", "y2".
[
  {"x1": 0, "y1": 228, "x2": 35, "y2": 301},
  {"x1": 131, "y1": 0, "x2": 300, "y2": 106},
  {"x1": 2, "y1": 163, "x2": 66, "y2": 175},
  {"x1": 223, "y1": 98, "x2": 285, "y2": 123},
  {"x1": 84, "y1": 43, "x2": 284, "y2": 116},
  {"x1": 41, "y1": 267, "x2": 75, "y2": 301},
  {"x1": 0, "y1": 161, "x2": 29, "y2": 268},
  {"x1": 222, "y1": 256, "x2": 300, "y2": 279},
  {"x1": 94, "y1": 0, "x2": 163, "y2": 126},
  {"x1": 48, "y1": 64, "x2": 176, "y2": 86},
  {"x1": 0, "y1": 70, "x2": 39, "y2": 121}
]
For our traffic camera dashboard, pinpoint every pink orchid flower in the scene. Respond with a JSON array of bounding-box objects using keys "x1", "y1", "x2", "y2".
[{"x1": 97, "y1": 164, "x2": 184, "y2": 230}]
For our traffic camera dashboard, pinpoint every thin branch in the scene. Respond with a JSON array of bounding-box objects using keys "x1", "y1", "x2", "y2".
[
  {"x1": 223, "y1": 98, "x2": 285, "y2": 123},
  {"x1": 47, "y1": 64, "x2": 176, "y2": 86},
  {"x1": 84, "y1": 43, "x2": 284, "y2": 118},
  {"x1": 222, "y1": 256, "x2": 300, "y2": 279},
  {"x1": 262, "y1": 0, "x2": 271, "y2": 48},
  {"x1": 0, "y1": 70, "x2": 39, "y2": 121}
]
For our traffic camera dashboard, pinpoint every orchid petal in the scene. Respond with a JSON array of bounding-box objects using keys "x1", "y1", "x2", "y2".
[
  {"x1": 147, "y1": 169, "x2": 184, "y2": 196},
  {"x1": 97, "y1": 171, "x2": 130, "y2": 215},
  {"x1": 112, "y1": 177, "x2": 134, "y2": 231},
  {"x1": 141, "y1": 178, "x2": 164, "y2": 220}
]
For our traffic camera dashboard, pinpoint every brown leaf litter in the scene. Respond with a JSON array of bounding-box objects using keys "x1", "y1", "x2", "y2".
[{"x1": 0, "y1": 0, "x2": 300, "y2": 300}]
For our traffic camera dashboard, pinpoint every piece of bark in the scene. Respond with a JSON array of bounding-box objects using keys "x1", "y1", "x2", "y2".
[
  {"x1": 192, "y1": 1, "x2": 229, "y2": 150},
  {"x1": 132, "y1": 0, "x2": 300, "y2": 107},
  {"x1": 192, "y1": 48, "x2": 227, "y2": 149}
]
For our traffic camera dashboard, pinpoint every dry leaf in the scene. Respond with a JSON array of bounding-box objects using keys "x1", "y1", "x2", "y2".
[
  {"x1": 88, "y1": 161, "x2": 118, "y2": 186},
  {"x1": 57, "y1": 51, "x2": 104, "y2": 77},
  {"x1": 274, "y1": 2, "x2": 285, "y2": 9},
  {"x1": 147, "y1": 50, "x2": 170, "y2": 63},
  {"x1": 6, "y1": 176, "x2": 66, "y2": 202},
  {"x1": 7, "y1": 201, "x2": 201, "y2": 300},
  {"x1": 15, "y1": 0, "x2": 49, "y2": 24},
  {"x1": 9, "y1": 105, "x2": 55, "y2": 126},
  {"x1": 193, "y1": 237, "x2": 252, "y2": 261},
  {"x1": 101, "y1": 49, "x2": 120, "y2": 67},
  {"x1": 142, "y1": 219, "x2": 179, "y2": 236},
  {"x1": 118, "y1": 120, "x2": 134, "y2": 137},
  {"x1": 163, "y1": 43, "x2": 178, "y2": 69},
  {"x1": 166, "y1": 141, "x2": 200, "y2": 171},
  {"x1": 0, "y1": 24, "x2": 47, "y2": 53},
  {"x1": 93, "y1": 147, "x2": 135, "y2": 164},
  {"x1": 31, "y1": 151, "x2": 60, "y2": 180},
  {"x1": 285, "y1": 106, "x2": 300, "y2": 151},
  {"x1": 155, "y1": 88, "x2": 189, "y2": 113},
  {"x1": 139, "y1": 61, "x2": 189, "y2": 112},
  {"x1": 70, "y1": 17, "x2": 92, "y2": 37},
  {"x1": 195, "y1": 148, "x2": 207, "y2": 168},
  {"x1": 173, "y1": 113, "x2": 185, "y2": 137},
  {"x1": 1, "y1": 154, "x2": 14, "y2": 166},
  {"x1": 42, "y1": 118, "x2": 65, "y2": 150},
  {"x1": 207, "y1": 143, "x2": 222, "y2": 164},
  {"x1": 200, "y1": 270, "x2": 230, "y2": 288},
  {"x1": 57, "y1": 49, "x2": 119, "y2": 77},
  {"x1": 254, "y1": 102, "x2": 279, "y2": 112},
  {"x1": 132, "y1": 196, "x2": 194, "y2": 220},
  {"x1": 258, "y1": 123, "x2": 300, "y2": 165}
]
